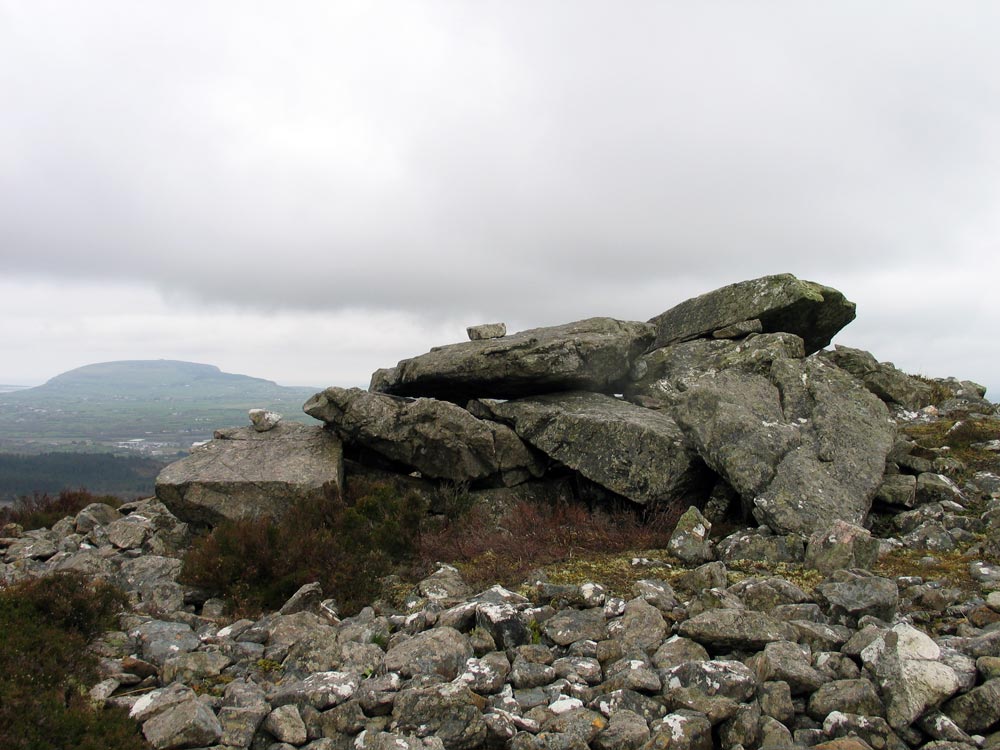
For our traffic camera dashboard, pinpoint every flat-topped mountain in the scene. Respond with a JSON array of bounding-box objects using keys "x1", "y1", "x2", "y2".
[{"x1": 0, "y1": 360, "x2": 319, "y2": 453}]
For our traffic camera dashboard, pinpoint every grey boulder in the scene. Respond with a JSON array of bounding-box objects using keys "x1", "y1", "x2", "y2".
[
  {"x1": 628, "y1": 334, "x2": 895, "y2": 535},
  {"x1": 646, "y1": 273, "x2": 856, "y2": 354},
  {"x1": 304, "y1": 386, "x2": 541, "y2": 485},
  {"x1": 155, "y1": 421, "x2": 343, "y2": 527},
  {"x1": 370, "y1": 317, "x2": 654, "y2": 401},
  {"x1": 822, "y1": 345, "x2": 934, "y2": 410},
  {"x1": 472, "y1": 391, "x2": 706, "y2": 506}
]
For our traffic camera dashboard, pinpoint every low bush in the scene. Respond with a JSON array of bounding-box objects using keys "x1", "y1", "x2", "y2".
[
  {"x1": 0, "y1": 572, "x2": 146, "y2": 750},
  {"x1": 181, "y1": 478, "x2": 426, "y2": 616},
  {"x1": 0, "y1": 488, "x2": 122, "y2": 531}
]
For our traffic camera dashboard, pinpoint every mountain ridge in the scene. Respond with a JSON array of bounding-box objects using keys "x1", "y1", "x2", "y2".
[{"x1": 0, "y1": 359, "x2": 320, "y2": 454}]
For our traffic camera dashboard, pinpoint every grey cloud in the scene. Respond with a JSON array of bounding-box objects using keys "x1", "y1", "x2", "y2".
[{"x1": 0, "y1": 1, "x2": 998, "y2": 368}]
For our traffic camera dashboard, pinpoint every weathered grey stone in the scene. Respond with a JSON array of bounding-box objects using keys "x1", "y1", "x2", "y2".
[
  {"x1": 271, "y1": 671, "x2": 360, "y2": 710},
  {"x1": 264, "y1": 704, "x2": 308, "y2": 745},
  {"x1": 647, "y1": 709, "x2": 713, "y2": 750},
  {"x1": 372, "y1": 317, "x2": 655, "y2": 402},
  {"x1": 646, "y1": 273, "x2": 855, "y2": 354},
  {"x1": 476, "y1": 602, "x2": 529, "y2": 651},
  {"x1": 391, "y1": 683, "x2": 488, "y2": 750},
  {"x1": 917, "y1": 473, "x2": 963, "y2": 506},
  {"x1": 677, "y1": 608, "x2": 796, "y2": 652},
  {"x1": 155, "y1": 421, "x2": 343, "y2": 526},
  {"x1": 455, "y1": 651, "x2": 511, "y2": 694},
  {"x1": 132, "y1": 620, "x2": 201, "y2": 665},
  {"x1": 620, "y1": 598, "x2": 668, "y2": 656},
  {"x1": 753, "y1": 640, "x2": 829, "y2": 695},
  {"x1": 510, "y1": 656, "x2": 557, "y2": 689},
  {"x1": 304, "y1": 387, "x2": 540, "y2": 485},
  {"x1": 716, "y1": 528, "x2": 805, "y2": 564},
  {"x1": 822, "y1": 712, "x2": 907, "y2": 750},
  {"x1": 807, "y1": 679, "x2": 883, "y2": 720},
  {"x1": 218, "y1": 679, "x2": 270, "y2": 748},
  {"x1": 667, "y1": 506, "x2": 713, "y2": 564},
  {"x1": 141, "y1": 697, "x2": 223, "y2": 750},
  {"x1": 822, "y1": 345, "x2": 934, "y2": 410},
  {"x1": 383, "y1": 627, "x2": 473, "y2": 681},
  {"x1": 651, "y1": 637, "x2": 710, "y2": 670},
  {"x1": 544, "y1": 607, "x2": 608, "y2": 646},
  {"x1": 629, "y1": 336, "x2": 893, "y2": 535},
  {"x1": 592, "y1": 708, "x2": 650, "y2": 750},
  {"x1": 467, "y1": 323, "x2": 506, "y2": 340},
  {"x1": 75, "y1": 502, "x2": 122, "y2": 533},
  {"x1": 816, "y1": 571, "x2": 898, "y2": 626},
  {"x1": 713, "y1": 318, "x2": 763, "y2": 339},
  {"x1": 249, "y1": 407, "x2": 282, "y2": 432},
  {"x1": 161, "y1": 651, "x2": 232, "y2": 685},
  {"x1": 751, "y1": 358, "x2": 895, "y2": 535},
  {"x1": 805, "y1": 520, "x2": 879, "y2": 576},
  {"x1": 861, "y1": 624, "x2": 961, "y2": 730},
  {"x1": 759, "y1": 680, "x2": 795, "y2": 723},
  {"x1": 875, "y1": 474, "x2": 917, "y2": 508},
  {"x1": 473, "y1": 391, "x2": 705, "y2": 506},
  {"x1": 943, "y1": 677, "x2": 1000, "y2": 733}
]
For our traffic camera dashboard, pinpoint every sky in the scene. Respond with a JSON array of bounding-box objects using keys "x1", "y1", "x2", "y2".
[{"x1": 1, "y1": 2, "x2": 998, "y2": 397}]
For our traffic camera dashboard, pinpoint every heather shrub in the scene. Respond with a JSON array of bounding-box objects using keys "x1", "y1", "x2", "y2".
[
  {"x1": 0, "y1": 572, "x2": 145, "y2": 750},
  {"x1": 181, "y1": 478, "x2": 426, "y2": 616},
  {"x1": 0, "y1": 488, "x2": 122, "y2": 531},
  {"x1": 417, "y1": 496, "x2": 677, "y2": 590}
]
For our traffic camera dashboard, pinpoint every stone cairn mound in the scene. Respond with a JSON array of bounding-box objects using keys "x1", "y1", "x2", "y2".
[{"x1": 3, "y1": 272, "x2": 1000, "y2": 750}]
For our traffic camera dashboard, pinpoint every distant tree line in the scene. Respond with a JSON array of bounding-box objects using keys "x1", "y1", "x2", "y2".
[{"x1": 0, "y1": 453, "x2": 168, "y2": 503}]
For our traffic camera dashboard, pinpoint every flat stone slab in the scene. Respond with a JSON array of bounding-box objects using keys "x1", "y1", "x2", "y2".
[
  {"x1": 647, "y1": 273, "x2": 856, "y2": 355},
  {"x1": 473, "y1": 391, "x2": 706, "y2": 506},
  {"x1": 155, "y1": 422, "x2": 343, "y2": 527},
  {"x1": 304, "y1": 386, "x2": 541, "y2": 485},
  {"x1": 370, "y1": 317, "x2": 654, "y2": 402}
]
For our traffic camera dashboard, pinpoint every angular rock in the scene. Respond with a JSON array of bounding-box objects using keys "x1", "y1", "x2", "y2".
[
  {"x1": 474, "y1": 391, "x2": 705, "y2": 505},
  {"x1": 667, "y1": 506, "x2": 713, "y2": 564},
  {"x1": 629, "y1": 336, "x2": 894, "y2": 535},
  {"x1": 816, "y1": 571, "x2": 898, "y2": 626},
  {"x1": 270, "y1": 671, "x2": 359, "y2": 710},
  {"x1": 805, "y1": 520, "x2": 879, "y2": 576},
  {"x1": 943, "y1": 677, "x2": 1000, "y2": 733},
  {"x1": 372, "y1": 317, "x2": 654, "y2": 402},
  {"x1": 304, "y1": 387, "x2": 540, "y2": 485},
  {"x1": 544, "y1": 607, "x2": 608, "y2": 646},
  {"x1": 646, "y1": 273, "x2": 856, "y2": 354},
  {"x1": 875, "y1": 474, "x2": 917, "y2": 508},
  {"x1": 861, "y1": 624, "x2": 961, "y2": 730},
  {"x1": 822, "y1": 345, "x2": 934, "y2": 410},
  {"x1": 383, "y1": 627, "x2": 473, "y2": 681},
  {"x1": 807, "y1": 679, "x2": 883, "y2": 720},
  {"x1": 467, "y1": 323, "x2": 507, "y2": 340},
  {"x1": 155, "y1": 421, "x2": 343, "y2": 526},
  {"x1": 263, "y1": 704, "x2": 307, "y2": 745},
  {"x1": 391, "y1": 683, "x2": 488, "y2": 750},
  {"x1": 677, "y1": 608, "x2": 797, "y2": 652},
  {"x1": 249, "y1": 408, "x2": 282, "y2": 432},
  {"x1": 647, "y1": 710, "x2": 713, "y2": 750},
  {"x1": 620, "y1": 598, "x2": 668, "y2": 656},
  {"x1": 141, "y1": 697, "x2": 223, "y2": 750}
]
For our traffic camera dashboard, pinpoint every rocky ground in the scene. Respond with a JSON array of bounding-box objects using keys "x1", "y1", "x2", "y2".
[
  {"x1": 4, "y1": 273, "x2": 1000, "y2": 750},
  {"x1": 3, "y1": 393, "x2": 1000, "y2": 750}
]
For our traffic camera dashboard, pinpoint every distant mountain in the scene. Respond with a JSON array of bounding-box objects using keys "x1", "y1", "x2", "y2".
[{"x1": 0, "y1": 360, "x2": 321, "y2": 454}]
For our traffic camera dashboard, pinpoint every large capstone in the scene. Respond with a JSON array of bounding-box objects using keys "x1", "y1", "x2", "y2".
[
  {"x1": 155, "y1": 422, "x2": 343, "y2": 527},
  {"x1": 647, "y1": 273, "x2": 856, "y2": 355},
  {"x1": 370, "y1": 317, "x2": 654, "y2": 402},
  {"x1": 304, "y1": 386, "x2": 541, "y2": 485},
  {"x1": 472, "y1": 391, "x2": 708, "y2": 506}
]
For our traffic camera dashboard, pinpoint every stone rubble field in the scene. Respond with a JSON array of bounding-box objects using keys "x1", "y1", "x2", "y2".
[{"x1": 3, "y1": 273, "x2": 1000, "y2": 750}]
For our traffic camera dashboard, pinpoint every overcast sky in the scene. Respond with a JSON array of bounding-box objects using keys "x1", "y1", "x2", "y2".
[{"x1": 1, "y1": 2, "x2": 998, "y2": 398}]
